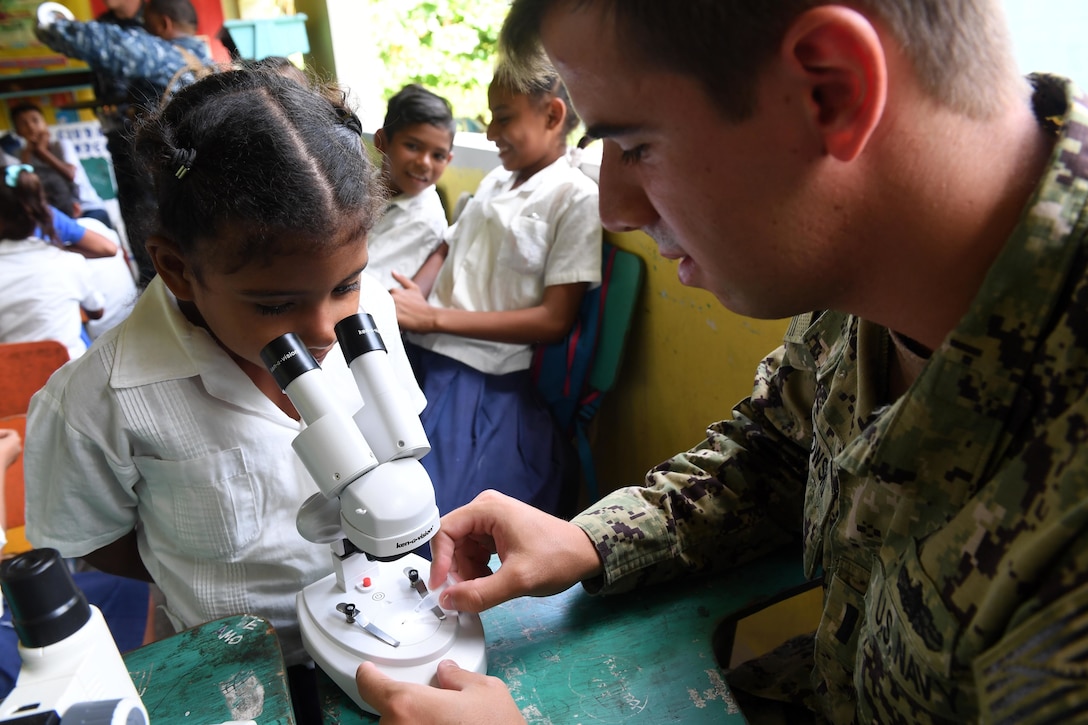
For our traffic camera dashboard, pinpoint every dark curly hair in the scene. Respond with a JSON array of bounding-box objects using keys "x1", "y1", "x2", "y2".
[
  {"x1": 133, "y1": 67, "x2": 384, "y2": 276},
  {"x1": 0, "y1": 166, "x2": 56, "y2": 243}
]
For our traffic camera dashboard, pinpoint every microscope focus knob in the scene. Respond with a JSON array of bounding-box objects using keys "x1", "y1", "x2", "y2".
[{"x1": 60, "y1": 698, "x2": 147, "y2": 725}]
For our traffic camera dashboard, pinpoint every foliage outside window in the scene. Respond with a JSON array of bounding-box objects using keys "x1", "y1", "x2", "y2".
[{"x1": 366, "y1": 0, "x2": 510, "y2": 131}]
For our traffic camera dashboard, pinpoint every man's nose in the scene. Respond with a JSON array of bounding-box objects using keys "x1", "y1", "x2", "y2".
[{"x1": 597, "y1": 142, "x2": 657, "y2": 233}]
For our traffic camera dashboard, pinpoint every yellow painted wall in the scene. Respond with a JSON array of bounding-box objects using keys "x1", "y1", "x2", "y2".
[
  {"x1": 435, "y1": 165, "x2": 484, "y2": 222},
  {"x1": 589, "y1": 231, "x2": 789, "y2": 494}
]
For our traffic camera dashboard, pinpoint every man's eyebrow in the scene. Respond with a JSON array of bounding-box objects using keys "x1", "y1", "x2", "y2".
[{"x1": 583, "y1": 123, "x2": 644, "y2": 140}]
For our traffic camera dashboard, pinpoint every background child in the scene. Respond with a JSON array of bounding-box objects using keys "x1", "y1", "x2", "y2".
[
  {"x1": 77, "y1": 216, "x2": 138, "y2": 339},
  {"x1": 23, "y1": 68, "x2": 423, "y2": 723},
  {"x1": 0, "y1": 165, "x2": 105, "y2": 359},
  {"x1": 392, "y1": 55, "x2": 601, "y2": 519},
  {"x1": 44, "y1": 202, "x2": 119, "y2": 259},
  {"x1": 10, "y1": 103, "x2": 111, "y2": 228},
  {"x1": 364, "y1": 84, "x2": 455, "y2": 291}
]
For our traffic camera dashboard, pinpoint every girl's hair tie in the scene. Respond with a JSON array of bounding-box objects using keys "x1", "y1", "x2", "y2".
[
  {"x1": 335, "y1": 107, "x2": 363, "y2": 136},
  {"x1": 4, "y1": 164, "x2": 32, "y2": 188},
  {"x1": 170, "y1": 147, "x2": 197, "y2": 179}
]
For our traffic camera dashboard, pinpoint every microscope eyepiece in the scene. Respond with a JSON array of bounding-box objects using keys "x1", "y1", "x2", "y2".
[
  {"x1": 0, "y1": 548, "x2": 91, "y2": 648},
  {"x1": 335, "y1": 313, "x2": 386, "y2": 363},
  {"x1": 260, "y1": 332, "x2": 319, "y2": 392}
]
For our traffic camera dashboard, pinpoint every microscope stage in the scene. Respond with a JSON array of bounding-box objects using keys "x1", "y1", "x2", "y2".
[{"x1": 298, "y1": 552, "x2": 486, "y2": 715}]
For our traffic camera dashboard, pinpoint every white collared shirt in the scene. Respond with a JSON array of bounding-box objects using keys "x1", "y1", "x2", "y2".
[
  {"x1": 77, "y1": 217, "x2": 138, "y2": 340},
  {"x1": 364, "y1": 186, "x2": 448, "y2": 290},
  {"x1": 0, "y1": 237, "x2": 105, "y2": 359},
  {"x1": 25, "y1": 274, "x2": 423, "y2": 666},
  {"x1": 407, "y1": 155, "x2": 601, "y2": 375}
]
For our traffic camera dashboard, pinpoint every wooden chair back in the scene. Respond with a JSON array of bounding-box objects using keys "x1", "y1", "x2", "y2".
[{"x1": 0, "y1": 340, "x2": 69, "y2": 417}]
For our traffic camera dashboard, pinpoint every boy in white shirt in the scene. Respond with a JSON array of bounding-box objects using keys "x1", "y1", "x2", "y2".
[{"x1": 365, "y1": 85, "x2": 455, "y2": 292}]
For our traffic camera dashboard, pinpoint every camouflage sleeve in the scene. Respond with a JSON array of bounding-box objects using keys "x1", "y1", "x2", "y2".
[
  {"x1": 36, "y1": 20, "x2": 173, "y2": 87},
  {"x1": 974, "y1": 542, "x2": 1088, "y2": 718},
  {"x1": 573, "y1": 343, "x2": 816, "y2": 594}
]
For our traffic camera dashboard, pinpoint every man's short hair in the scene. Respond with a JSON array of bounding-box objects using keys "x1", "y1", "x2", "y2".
[{"x1": 501, "y1": 0, "x2": 1018, "y2": 122}]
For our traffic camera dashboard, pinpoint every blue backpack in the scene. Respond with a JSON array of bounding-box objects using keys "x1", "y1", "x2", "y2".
[{"x1": 531, "y1": 241, "x2": 643, "y2": 505}]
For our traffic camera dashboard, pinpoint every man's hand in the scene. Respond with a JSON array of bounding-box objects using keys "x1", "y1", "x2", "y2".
[
  {"x1": 428, "y1": 490, "x2": 604, "y2": 613},
  {"x1": 354, "y1": 660, "x2": 526, "y2": 724}
]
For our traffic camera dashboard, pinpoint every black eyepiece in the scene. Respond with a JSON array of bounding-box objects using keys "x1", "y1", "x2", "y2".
[
  {"x1": 260, "y1": 333, "x2": 319, "y2": 390},
  {"x1": 335, "y1": 313, "x2": 386, "y2": 364},
  {"x1": 0, "y1": 548, "x2": 91, "y2": 648}
]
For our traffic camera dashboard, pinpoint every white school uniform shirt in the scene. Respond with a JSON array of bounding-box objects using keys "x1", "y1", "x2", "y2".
[
  {"x1": 407, "y1": 154, "x2": 602, "y2": 375},
  {"x1": 58, "y1": 136, "x2": 106, "y2": 214},
  {"x1": 77, "y1": 217, "x2": 138, "y2": 339},
  {"x1": 25, "y1": 274, "x2": 424, "y2": 666},
  {"x1": 363, "y1": 186, "x2": 448, "y2": 290},
  {"x1": 0, "y1": 237, "x2": 104, "y2": 359}
]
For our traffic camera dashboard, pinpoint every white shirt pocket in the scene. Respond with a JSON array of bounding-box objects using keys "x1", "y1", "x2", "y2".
[
  {"x1": 499, "y1": 215, "x2": 550, "y2": 277},
  {"x1": 134, "y1": 447, "x2": 262, "y2": 560}
]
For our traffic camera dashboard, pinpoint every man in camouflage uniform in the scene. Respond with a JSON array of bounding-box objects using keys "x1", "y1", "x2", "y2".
[
  {"x1": 36, "y1": 0, "x2": 212, "y2": 288},
  {"x1": 354, "y1": 1, "x2": 1088, "y2": 723}
]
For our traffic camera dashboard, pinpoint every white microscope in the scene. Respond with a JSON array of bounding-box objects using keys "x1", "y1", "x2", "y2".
[
  {"x1": 260, "y1": 313, "x2": 486, "y2": 715},
  {"x1": 0, "y1": 548, "x2": 148, "y2": 724}
]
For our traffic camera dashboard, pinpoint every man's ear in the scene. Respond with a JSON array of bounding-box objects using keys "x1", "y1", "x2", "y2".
[
  {"x1": 145, "y1": 234, "x2": 196, "y2": 301},
  {"x1": 373, "y1": 128, "x2": 388, "y2": 154},
  {"x1": 780, "y1": 6, "x2": 887, "y2": 162}
]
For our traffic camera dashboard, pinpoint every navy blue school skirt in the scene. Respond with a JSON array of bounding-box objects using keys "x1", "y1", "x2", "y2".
[{"x1": 406, "y1": 342, "x2": 576, "y2": 517}]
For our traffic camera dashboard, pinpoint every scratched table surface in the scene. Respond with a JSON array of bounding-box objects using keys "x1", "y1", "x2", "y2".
[
  {"x1": 320, "y1": 548, "x2": 805, "y2": 724},
  {"x1": 124, "y1": 613, "x2": 295, "y2": 724}
]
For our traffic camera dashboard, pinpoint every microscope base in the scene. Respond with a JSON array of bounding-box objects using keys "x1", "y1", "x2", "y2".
[{"x1": 298, "y1": 553, "x2": 486, "y2": 715}]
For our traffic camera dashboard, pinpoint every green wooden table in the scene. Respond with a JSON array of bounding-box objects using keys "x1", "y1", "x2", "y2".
[
  {"x1": 124, "y1": 613, "x2": 296, "y2": 724},
  {"x1": 116, "y1": 550, "x2": 808, "y2": 724},
  {"x1": 319, "y1": 548, "x2": 808, "y2": 724}
]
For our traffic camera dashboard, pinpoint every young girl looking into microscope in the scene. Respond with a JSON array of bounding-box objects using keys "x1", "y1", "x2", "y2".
[
  {"x1": 391, "y1": 54, "x2": 602, "y2": 518},
  {"x1": 23, "y1": 68, "x2": 423, "y2": 723}
]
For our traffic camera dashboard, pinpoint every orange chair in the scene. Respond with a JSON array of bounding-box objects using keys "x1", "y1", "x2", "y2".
[
  {"x1": 0, "y1": 413, "x2": 30, "y2": 556},
  {"x1": 0, "y1": 341, "x2": 69, "y2": 418}
]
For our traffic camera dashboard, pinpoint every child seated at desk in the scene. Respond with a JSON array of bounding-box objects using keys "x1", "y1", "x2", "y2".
[
  {"x1": 11, "y1": 103, "x2": 112, "y2": 228},
  {"x1": 364, "y1": 84, "x2": 456, "y2": 291},
  {"x1": 0, "y1": 165, "x2": 105, "y2": 359},
  {"x1": 23, "y1": 67, "x2": 422, "y2": 724},
  {"x1": 391, "y1": 55, "x2": 602, "y2": 518}
]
